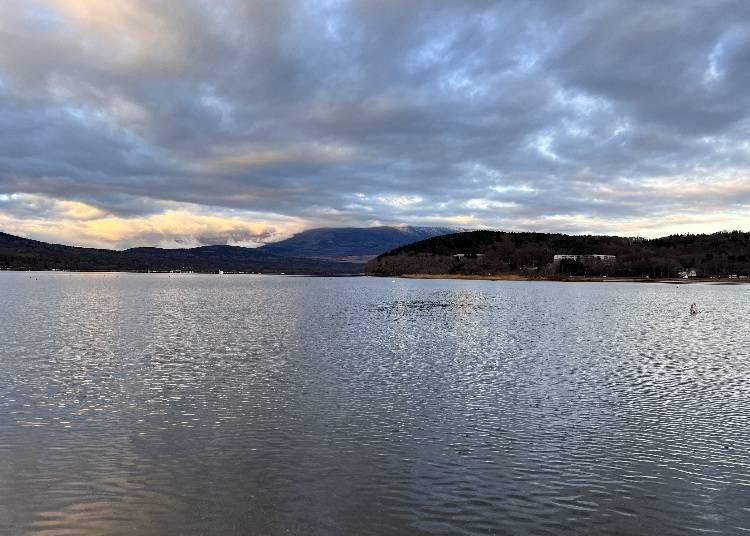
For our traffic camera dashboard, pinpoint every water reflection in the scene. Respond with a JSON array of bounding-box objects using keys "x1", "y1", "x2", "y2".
[{"x1": 1, "y1": 273, "x2": 749, "y2": 535}]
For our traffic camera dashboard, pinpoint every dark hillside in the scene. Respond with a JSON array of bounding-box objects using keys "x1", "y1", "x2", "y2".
[
  {"x1": 366, "y1": 230, "x2": 750, "y2": 278},
  {"x1": 0, "y1": 232, "x2": 361, "y2": 274}
]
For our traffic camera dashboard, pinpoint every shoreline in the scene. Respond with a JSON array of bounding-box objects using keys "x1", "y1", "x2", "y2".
[
  {"x1": 3, "y1": 269, "x2": 748, "y2": 284},
  {"x1": 0, "y1": 269, "x2": 364, "y2": 277},
  {"x1": 390, "y1": 273, "x2": 750, "y2": 284}
]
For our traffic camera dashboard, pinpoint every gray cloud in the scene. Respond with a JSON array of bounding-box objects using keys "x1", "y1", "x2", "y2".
[{"x1": 1, "y1": 0, "x2": 749, "y2": 246}]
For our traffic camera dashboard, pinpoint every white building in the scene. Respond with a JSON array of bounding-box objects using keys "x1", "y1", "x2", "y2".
[
  {"x1": 553, "y1": 254, "x2": 616, "y2": 265},
  {"x1": 678, "y1": 269, "x2": 697, "y2": 279},
  {"x1": 453, "y1": 253, "x2": 484, "y2": 259}
]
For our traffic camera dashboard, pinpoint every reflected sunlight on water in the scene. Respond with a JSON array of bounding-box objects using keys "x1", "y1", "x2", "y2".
[{"x1": 1, "y1": 273, "x2": 749, "y2": 535}]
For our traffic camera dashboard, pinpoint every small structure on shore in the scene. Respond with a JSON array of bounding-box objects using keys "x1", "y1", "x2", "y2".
[{"x1": 553, "y1": 254, "x2": 616, "y2": 266}]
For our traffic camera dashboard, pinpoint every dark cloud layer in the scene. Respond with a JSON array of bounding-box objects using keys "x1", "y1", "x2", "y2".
[{"x1": 1, "y1": 0, "x2": 749, "y2": 246}]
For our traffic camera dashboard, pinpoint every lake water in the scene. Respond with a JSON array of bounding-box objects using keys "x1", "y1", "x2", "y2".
[{"x1": 1, "y1": 273, "x2": 749, "y2": 535}]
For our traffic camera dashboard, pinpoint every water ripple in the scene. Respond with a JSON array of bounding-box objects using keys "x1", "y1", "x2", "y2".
[{"x1": 1, "y1": 274, "x2": 749, "y2": 534}]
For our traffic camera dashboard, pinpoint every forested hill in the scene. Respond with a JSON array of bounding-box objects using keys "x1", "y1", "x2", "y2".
[
  {"x1": 0, "y1": 232, "x2": 361, "y2": 274},
  {"x1": 365, "y1": 230, "x2": 750, "y2": 278}
]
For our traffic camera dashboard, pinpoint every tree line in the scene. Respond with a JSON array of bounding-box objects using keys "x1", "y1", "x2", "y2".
[{"x1": 366, "y1": 230, "x2": 750, "y2": 278}]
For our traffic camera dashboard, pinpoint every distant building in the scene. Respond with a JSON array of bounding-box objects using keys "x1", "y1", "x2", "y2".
[
  {"x1": 553, "y1": 254, "x2": 616, "y2": 266},
  {"x1": 678, "y1": 269, "x2": 697, "y2": 279}
]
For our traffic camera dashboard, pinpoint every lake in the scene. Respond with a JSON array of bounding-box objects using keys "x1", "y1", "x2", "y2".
[{"x1": 1, "y1": 272, "x2": 749, "y2": 535}]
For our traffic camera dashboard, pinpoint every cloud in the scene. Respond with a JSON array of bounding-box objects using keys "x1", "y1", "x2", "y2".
[
  {"x1": 0, "y1": 194, "x2": 304, "y2": 248},
  {"x1": 0, "y1": 0, "x2": 749, "y2": 247}
]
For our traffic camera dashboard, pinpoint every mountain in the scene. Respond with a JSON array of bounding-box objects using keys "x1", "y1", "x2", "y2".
[
  {"x1": 0, "y1": 232, "x2": 361, "y2": 274},
  {"x1": 257, "y1": 226, "x2": 455, "y2": 262},
  {"x1": 8, "y1": 228, "x2": 749, "y2": 278},
  {"x1": 0, "y1": 225, "x2": 456, "y2": 273},
  {"x1": 365, "y1": 230, "x2": 750, "y2": 278}
]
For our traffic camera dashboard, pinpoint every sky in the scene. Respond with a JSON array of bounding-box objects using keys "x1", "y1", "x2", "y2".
[{"x1": 1, "y1": 0, "x2": 750, "y2": 249}]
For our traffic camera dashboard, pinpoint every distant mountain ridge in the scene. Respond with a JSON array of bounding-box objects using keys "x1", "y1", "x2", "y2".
[
  {"x1": 0, "y1": 225, "x2": 456, "y2": 274},
  {"x1": 258, "y1": 226, "x2": 455, "y2": 262},
  {"x1": 0, "y1": 232, "x2": 360, "y2": 274}
]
